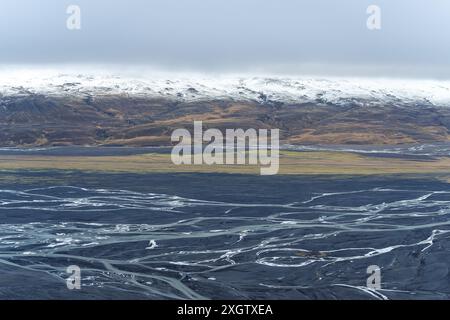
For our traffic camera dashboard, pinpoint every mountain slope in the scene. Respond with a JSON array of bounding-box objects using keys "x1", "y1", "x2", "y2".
[{"x1": 1, "y1": 71, "x2": 450, "y2": 147}]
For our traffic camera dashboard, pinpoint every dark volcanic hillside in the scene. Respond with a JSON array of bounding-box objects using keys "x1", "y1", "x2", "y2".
[{"x1": 1, "y1": 93, "x2": 450, "y2": 147}]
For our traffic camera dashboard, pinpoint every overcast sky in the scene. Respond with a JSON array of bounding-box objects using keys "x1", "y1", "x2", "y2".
[{"x1": 0, "y1": 0, "x2": 449, "y2": 78}]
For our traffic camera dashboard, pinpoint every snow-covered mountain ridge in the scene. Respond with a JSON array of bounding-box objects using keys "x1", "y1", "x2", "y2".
[{"x1": 1, "y1": 70, "x2": 450, "y2": 107}]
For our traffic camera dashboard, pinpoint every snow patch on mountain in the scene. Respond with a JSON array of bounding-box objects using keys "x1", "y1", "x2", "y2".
[{"x1": 1, "y1": 69, "x2": 450, "y2": 107}]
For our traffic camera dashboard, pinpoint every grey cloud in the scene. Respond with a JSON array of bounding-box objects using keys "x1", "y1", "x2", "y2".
[{"x1": 0, "y1": 0, "x2": 448, "y2": 78}]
